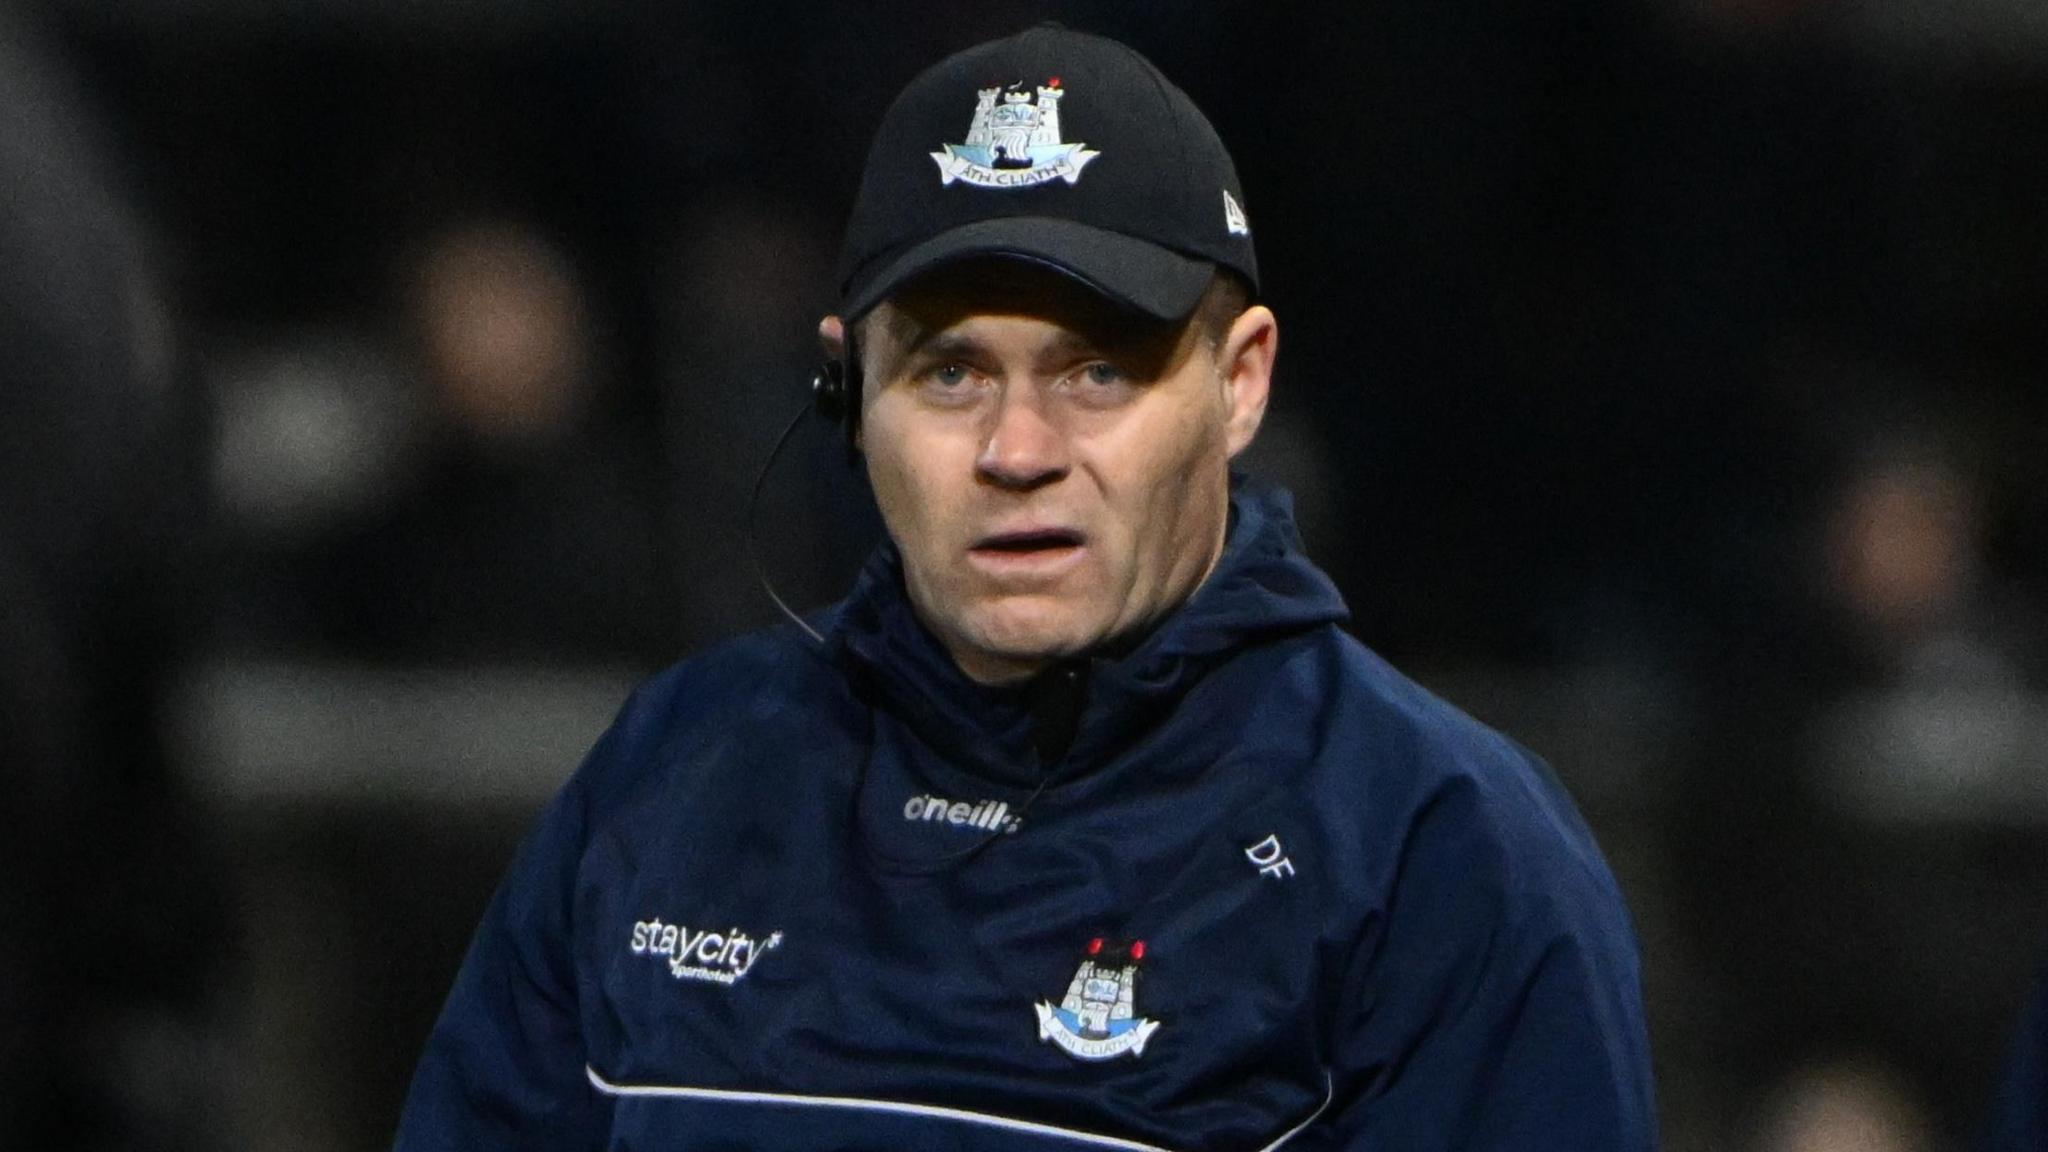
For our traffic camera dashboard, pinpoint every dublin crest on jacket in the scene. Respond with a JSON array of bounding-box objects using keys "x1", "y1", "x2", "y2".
[
  {"x1": 1035, "y1": 938, "x2": 1161, "y2": 1061},
  {"x1": 931, "y1": 79, "x2": 1100, "y2": 188}
]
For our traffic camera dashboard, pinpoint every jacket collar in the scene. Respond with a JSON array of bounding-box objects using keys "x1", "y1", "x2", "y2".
[{"x1": 828, "y1": 476, "x2": 1349, "y2": 787}]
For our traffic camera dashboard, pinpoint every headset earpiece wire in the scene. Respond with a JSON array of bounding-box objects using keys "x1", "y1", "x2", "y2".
[{"x1": 746, "y1": 395, "x2": 830, "y2": 646}]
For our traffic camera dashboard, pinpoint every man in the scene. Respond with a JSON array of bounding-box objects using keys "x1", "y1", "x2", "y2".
[{"x1": 395, "y1": 25, "x2": 1655, "y2": 1150}]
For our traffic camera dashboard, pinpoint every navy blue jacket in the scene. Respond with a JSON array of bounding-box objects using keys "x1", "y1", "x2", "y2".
[
  {"x1": 394, "y1": 480, "x2": 1655, "y2": 1151},
  {"x1": 1988, "y1": 961, "x2": 2048, "y2": 1152}
]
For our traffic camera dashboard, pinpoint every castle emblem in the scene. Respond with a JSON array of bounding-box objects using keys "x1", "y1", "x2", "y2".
[
  {"x1": 931, "y1": 79, "x2": 1101, "y2": 189},
  {"x1": 1034, "y1": 937, "x2": 1161, "y2": 1061}
]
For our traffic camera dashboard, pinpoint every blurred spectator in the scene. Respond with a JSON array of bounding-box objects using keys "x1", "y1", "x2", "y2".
[
  {"x1": 1825, "y1": 442, "x2": 2028, "y2": 687},
  {"x1": 207, "y1": 217, "x2": 677, "y2": 663},
  {"x1": 1754, "y1": 1056, "x2": 1937, "y2": 1152},
  {"x1": 0, "y1": 8, "x2": 227, "y2": 1149},
  {"x1": 412, "y1": 221, "x2": 591, "y2": 447},
  {"x1": 1810, "y1": 441, "x2": 2046, "y2": 819},
  {"x1": 1674, "y1": 405, "x2": 2048, "y2": 1145}
]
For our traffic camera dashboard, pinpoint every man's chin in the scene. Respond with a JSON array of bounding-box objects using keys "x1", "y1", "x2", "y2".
[{"x1": 948, "y1": 609, "x2": 1101, "y2": 682}]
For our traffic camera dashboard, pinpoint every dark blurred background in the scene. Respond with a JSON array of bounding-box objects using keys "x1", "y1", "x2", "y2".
[{"x1": 3, "y1": 0, "x2": 2045, "y2": 1148}]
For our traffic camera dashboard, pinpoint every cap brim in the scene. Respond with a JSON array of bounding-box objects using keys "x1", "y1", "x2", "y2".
[{"x1": 839, "y1": 216, "x2": 1216, "y2": 323}]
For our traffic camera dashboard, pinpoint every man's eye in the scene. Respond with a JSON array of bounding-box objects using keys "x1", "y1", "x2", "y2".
[
  {"x1": 1065, "y1": 362, "x2": 1134, "y2": 401},
  {"x1": 913, "y1": 362, "x2": 982, "y2": 406}
]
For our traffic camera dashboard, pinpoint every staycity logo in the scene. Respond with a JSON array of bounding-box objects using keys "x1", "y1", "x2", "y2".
[{"x1": 629, "y1": 917, "x2": 783, "y2": 986}]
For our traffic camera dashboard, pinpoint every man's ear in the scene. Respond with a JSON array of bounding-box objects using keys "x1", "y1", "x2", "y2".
[
  {"x1": 818, "y1": 314, "x2": 847, "y2": 365},
  {"x1": 818, "y1": 314, "x2": 864, "y2": 451},
  {"x1": 1219, "y1": 305, "x2": 1277, "y2": 458}
]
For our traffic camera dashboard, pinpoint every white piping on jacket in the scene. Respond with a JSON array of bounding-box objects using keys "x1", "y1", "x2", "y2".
[{"x1": 585, "y1": 1064, "x2": 1334, "y2": 1152}]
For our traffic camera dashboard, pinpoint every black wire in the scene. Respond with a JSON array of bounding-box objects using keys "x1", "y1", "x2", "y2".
[
  {"x1": 746, "y1": 396, "x2": 828, "y2": 647},
  {"x1": 849, "y1": 719, "x2": 1063, "y2": 878},
  {"x1": 849, "y1": 665, "x2": 1085, "y2": 877}
]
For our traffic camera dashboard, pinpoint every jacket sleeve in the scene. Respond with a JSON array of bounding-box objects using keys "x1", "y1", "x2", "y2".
[
  {"x1": 391, "y1": 737, "x2": 614, "y2": 1151},
  {"x1": 1327, "y1": 763, "x2": 1657, "y2": 1151},
  {"x1": 1986, "y1": 959, "x2": 2048, "y2": 1152}
]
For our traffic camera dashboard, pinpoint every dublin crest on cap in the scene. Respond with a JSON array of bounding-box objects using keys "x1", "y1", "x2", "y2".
[
  {"x1": 837, "y1": 24, "x2": 1259, "y2": 323},
  {"x1": 930, "y1": 78, "x2": 1099, "y2": 189}
]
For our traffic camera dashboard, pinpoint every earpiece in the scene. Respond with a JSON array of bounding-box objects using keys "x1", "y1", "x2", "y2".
[
  {"x1": 814, "y1": 332, "x2": 862, "y2": 444},
  {"x1": 812, "y1": 360, "x2": 848, "y2": 423}
]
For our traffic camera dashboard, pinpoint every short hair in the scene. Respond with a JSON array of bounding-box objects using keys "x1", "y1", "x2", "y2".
[{"x1": 1192, "y1": 269, "x2": 1254, "y2": 352}]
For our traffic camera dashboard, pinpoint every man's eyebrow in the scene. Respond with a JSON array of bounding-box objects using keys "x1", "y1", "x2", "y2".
[
  {"x1": 880, "y1": 313, "x2": 1150, "y2": 372},
  {"x1": 913, "y1": 329, "x2": 980, "y2": 360},
  {"x1": 905, "y1": 327, "x2": 1109, "y2": 365},
  {"x1": 878, "y1": 327, "x2": 975, "y2": 372}
]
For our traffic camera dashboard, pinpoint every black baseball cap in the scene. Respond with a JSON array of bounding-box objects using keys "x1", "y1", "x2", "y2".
[{"x1": 837, "y1": 25, "x2": 1258, "y2": 324}]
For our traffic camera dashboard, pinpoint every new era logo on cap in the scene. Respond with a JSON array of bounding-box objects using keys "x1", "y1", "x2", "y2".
[{"x1": 1224, "y1": 189, "x2": 1250, "y2": 237}]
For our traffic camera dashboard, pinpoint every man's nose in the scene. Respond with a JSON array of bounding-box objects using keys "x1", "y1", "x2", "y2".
[{"x1": 975, "y1": 384, "x2": 1069, "y2": 490}]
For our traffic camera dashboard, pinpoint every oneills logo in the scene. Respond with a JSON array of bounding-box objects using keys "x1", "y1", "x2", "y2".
[
  {"x1": 931, "y1": 79, "x2": 1100, "y2": 188},
  {"x1": 903, "y1": 792, "x2": 1022, "y2": 834}
]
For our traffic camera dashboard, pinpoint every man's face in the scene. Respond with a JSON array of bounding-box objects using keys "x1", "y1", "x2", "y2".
[{"x1": 846, "y1": 260, "x2": 1273, "y2": 684}]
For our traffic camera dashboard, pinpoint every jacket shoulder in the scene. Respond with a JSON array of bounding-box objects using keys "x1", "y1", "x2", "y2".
[
  {"x1": 568, "y1": 620, "x2": 846, "y2": 816},
  {"x1": 1266, "y1": 627, "x2": 1626, "y2": 917},
  {"x1": 1278, "y1": 632, "x2": 1654, "y2": 1143}
]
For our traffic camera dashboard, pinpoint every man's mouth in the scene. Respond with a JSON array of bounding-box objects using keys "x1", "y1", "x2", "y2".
[
  {"x1": 967, "y1": 528, "x2": 1088, "y2": 577},
  {"x1": 972, "y1": 528, "x2": 1085, "y2": 553}
]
